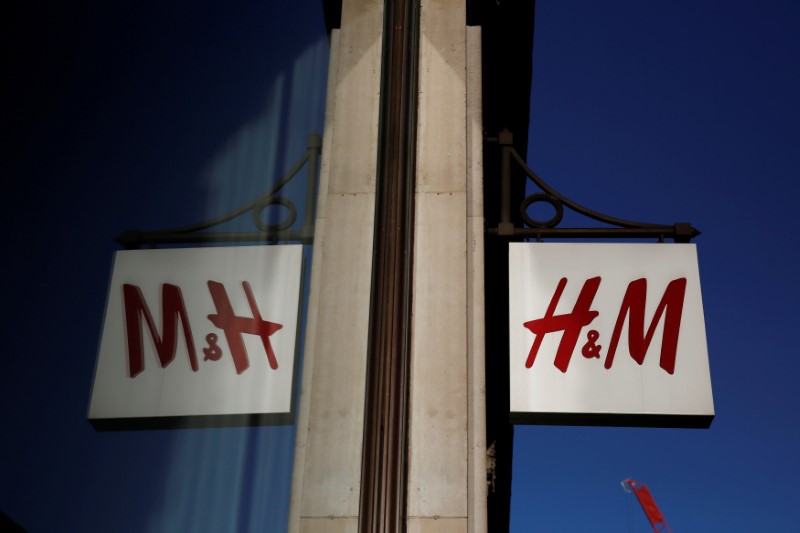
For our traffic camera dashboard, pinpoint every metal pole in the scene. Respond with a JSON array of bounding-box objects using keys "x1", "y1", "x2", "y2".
[{"x1": 359, "y1": 0, "x2": 419, "y2": 531}]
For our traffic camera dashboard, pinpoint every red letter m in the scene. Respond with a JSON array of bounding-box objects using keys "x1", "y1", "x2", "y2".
[
  {"x1": 604, "y1": 278, "x2": 687, "y2": 374},
  {"x1": 122, "y1": 284, "x2": 199, "y2": 378}
]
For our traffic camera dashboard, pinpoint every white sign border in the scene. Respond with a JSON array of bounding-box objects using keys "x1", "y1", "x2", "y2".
[
  {"x1": 508, "y1": 242, "x2": 714, "y2": 429},
  {"x1": 88, "y1": 244, "x2": 305, "y2": 430}
]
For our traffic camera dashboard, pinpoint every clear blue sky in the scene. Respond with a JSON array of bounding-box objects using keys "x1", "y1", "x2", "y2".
[
  {"x1": 2, "y1": 1, "x2": 799, "y2": 532},
  {"x1": 512, "y1": 1, "x2": 800, "y2": 531}
]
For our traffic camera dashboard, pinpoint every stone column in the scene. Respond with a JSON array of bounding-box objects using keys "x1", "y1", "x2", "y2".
[
  {"x1": 288, "y1": 1, "x2": 384, "y2": 531},
  {"x1": 406, "y1": 2, "x2": 485, "y2": 532},
  {"x1": 290, "y1": 1, "x2": 485, "y2": 531}
]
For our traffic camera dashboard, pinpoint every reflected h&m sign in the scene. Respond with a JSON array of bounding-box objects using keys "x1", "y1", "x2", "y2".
[
  {"x1": 509, "y1": 243, "x2": 713, "y2": 428},
  {"x1": 89, "y1": 245, "x2": 302, "y2": 428}
]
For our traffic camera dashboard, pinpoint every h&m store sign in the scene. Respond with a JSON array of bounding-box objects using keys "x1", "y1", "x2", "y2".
[
  {"x1": 89, "y1": 245, "x2": 302, "y2": 428},
  {"x1": 509, "y1": 243, "x2": 714, "y2": 428}
]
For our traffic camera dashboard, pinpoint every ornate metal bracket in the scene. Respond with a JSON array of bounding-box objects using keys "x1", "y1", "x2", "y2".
[
  {"x1": 116, "y1": 133, "x2": 322, "y2": 249},
  {"x1": 485, "y1": 129, "x2": 700, "y2": 243}
]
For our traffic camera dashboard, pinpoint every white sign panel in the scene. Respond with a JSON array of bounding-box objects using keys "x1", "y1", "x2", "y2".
[
  {"x1": 509, "y1": 243, "x2": 714, "y2": 427},
  {"x1": 89, "y1": 245, "x2": 303, "y2": 428}
]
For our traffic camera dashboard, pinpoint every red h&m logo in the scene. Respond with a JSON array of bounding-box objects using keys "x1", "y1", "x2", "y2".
[
  {"x1": 523, "y1": 277, "x2": 687, "y2": 374},
  {"x1": 122, "y1": 281, "x2": 283, "y2": 378}
]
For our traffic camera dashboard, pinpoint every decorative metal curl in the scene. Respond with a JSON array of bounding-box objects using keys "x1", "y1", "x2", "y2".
[
  {"x1": 520, "y1": 193, "x2": 563, "y2": 229},
  {"x1": 485, "y1": 129, "x2": 699, "y2": 243},
  {"x1": 116, "y1": 133, "x2": 321, "y2": 248},
  {"x1": 253, "y1": 197, "x2": 297, "y2": 233}
]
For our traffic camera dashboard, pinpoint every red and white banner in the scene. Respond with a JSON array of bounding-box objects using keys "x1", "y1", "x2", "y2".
[
  {"x1": 89, "y1": 245, "x2": 303, "y2": 426},
  {"x1": 509, "y1": 243, "x2": 713, "y2": 427}
]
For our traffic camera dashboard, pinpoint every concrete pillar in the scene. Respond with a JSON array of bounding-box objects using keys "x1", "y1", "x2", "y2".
[
  {"x1": 407, "y1": 1, "x2": 485, "y2": 532},
  {"x1": 290, "y1": 1, "x2": 484, "y2": 531},
  {"x1": 465, "y1": 25, "x2": 487, "y2": 533},
  {"x1": 288, "y1": 1, "x2": 384, "y2": 531}
]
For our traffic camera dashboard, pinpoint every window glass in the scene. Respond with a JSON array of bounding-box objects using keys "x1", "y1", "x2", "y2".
[{"x1": 2, "y1": 3, "x2": 330, "y2": 531}]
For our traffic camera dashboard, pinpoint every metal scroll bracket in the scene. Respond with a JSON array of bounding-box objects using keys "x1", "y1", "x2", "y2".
[
  {"x1": 485, "y1": 129, "x2": 700, "y2": 243},
  {"x1": 116, "y1": 133, "x2": 322, "y2": 249}
]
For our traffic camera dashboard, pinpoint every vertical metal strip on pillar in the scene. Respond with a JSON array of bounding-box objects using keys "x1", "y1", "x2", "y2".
[{"x1": 359, "y1": 0, "x2": 419, "y2": 531}]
